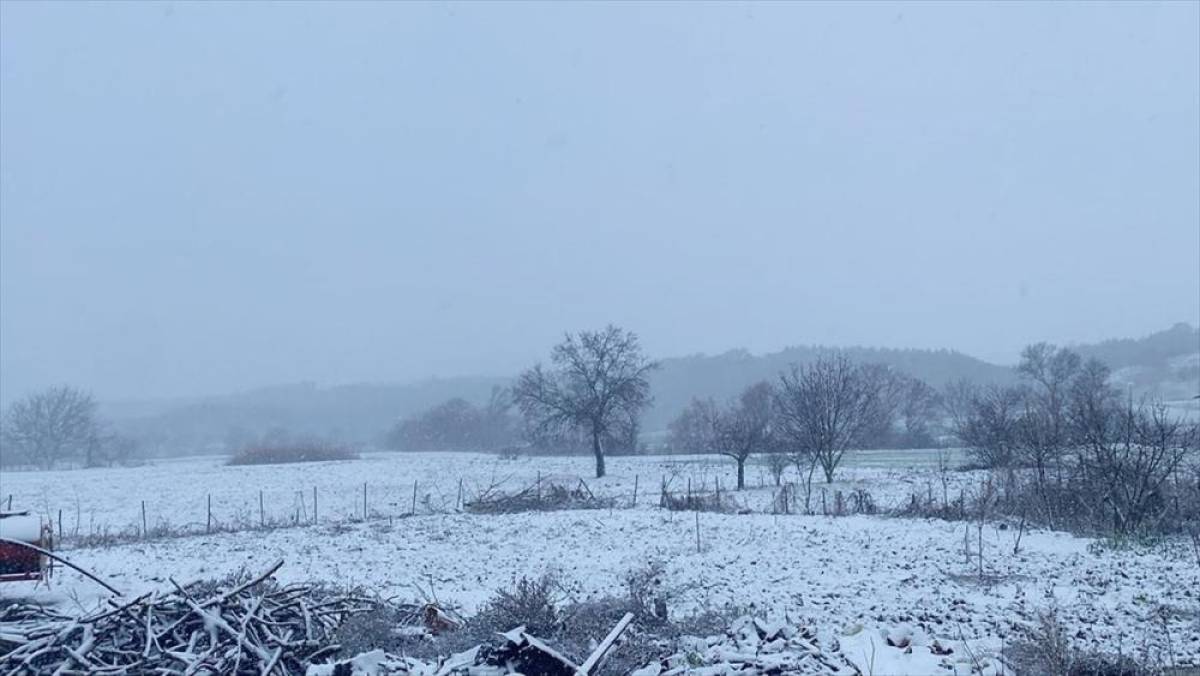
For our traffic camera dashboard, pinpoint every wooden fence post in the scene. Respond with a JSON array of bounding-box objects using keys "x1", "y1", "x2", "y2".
[
  {"x1": 141, "y1": 500, "x2": 147, "y2": 539},
  {"x1": 313, "y1": 486, "x2": 318, "y2": 524},
  {"x1": 632, "y1": 475, "x2": 639, "y2": 507},
  {"x1": 259, "y1": 490, "x2": 265, "y2": 527},
  {"x1": 411, "y1": 480, "x2": 418, "y2": 515},
  {"x1": 207, "y1": 494, "x2": 212, "y2": 533}
]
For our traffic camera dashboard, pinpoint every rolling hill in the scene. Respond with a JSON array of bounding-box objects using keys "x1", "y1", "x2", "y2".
[{"x1": 104, "y1": 324, "x2": 1198, "y2": 454}]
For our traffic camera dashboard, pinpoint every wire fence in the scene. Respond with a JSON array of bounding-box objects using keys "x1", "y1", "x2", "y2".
[{"x1": 4, "y1": 465, "x2": 960, "y2": 552}]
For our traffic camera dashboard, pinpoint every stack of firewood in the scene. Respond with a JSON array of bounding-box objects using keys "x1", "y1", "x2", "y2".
[{"x1": 0, "y1": 560, "x2": 382, "y2": 675}]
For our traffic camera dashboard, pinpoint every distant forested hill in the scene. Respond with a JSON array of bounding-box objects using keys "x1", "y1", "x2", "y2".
[
  {"x1": 104, "y1": 324, "x2": 1198, "y2": 454},
  {"x1": 1074, "y1": 323, "x2": 1199, "y2": 401}
]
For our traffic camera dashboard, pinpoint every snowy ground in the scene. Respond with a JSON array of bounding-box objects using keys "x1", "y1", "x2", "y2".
[{"x1": 2, "y1": 451, "x2": 1198, "y2": 673}]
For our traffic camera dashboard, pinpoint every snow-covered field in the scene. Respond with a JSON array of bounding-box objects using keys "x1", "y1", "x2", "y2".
[
  {"x1": 1, "y1": 451, "x2": 974, "y2": 540},
  {"x1": 3, "y1": 451, "x2": 1198, "y2": 673}
]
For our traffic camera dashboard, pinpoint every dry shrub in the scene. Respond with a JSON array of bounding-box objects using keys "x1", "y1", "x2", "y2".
[
  {"x1": 333, "y1": 606, "x2": 403, "y2": 657},
  {"x1": 473, "y1": 573, "x2": 563, "y2": 636},
  {"x1": 660, "y1": 491, "x2": 736, "y2": 513},
  {"x1": 1009, "y1": 609, "x2": 1154, "y2": 676},
  {"x1": 340, "y1": 566, "x2": 759, "y2": 675},
  {"x1": 227, "y1": 442, "x2": 358, "y2": 466}
]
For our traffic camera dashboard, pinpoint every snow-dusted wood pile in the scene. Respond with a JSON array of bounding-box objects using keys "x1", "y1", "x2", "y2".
[
  {"x1": 464, "y1": 478, "x2": 617, "y2": 514},
  {"x1": 0, "y1": 560, "x2": 386, "y2": 675},
  {"x1": 0, "y1": 558, "x2": 867, "y2": 676},
  {"x1": 309, "y1": 616, "x2": 862, "y2": 676}
]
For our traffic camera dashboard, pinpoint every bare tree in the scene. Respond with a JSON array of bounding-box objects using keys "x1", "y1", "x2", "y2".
[
  {"x1": 2, "y1": 386, "x2": 98, "y2": 469},
  {"x1": 513, "y1": 325, "x2": 658, "y2": 478},
  {"x1": 710, "y1": 382, "x2": 775, "y2": 490},
  {"x1": 1016, "y1": 343, "x2": 1082, "y2": 480},
  {"x1": 856, "y1": 366, "x2": 941, "y2": 448},
  {"x1": 774, "y1": 355, "x2": 884, "y2": 485},
  {"x1": 898, "y1": 376, "x2": 942, "y2": 447},
  {"x1": 858, "y1": 363, "x2": 906, "y2": 447},
  {"x1": 668, "y1": 383, "x2": 775, "y2": 488},
  {"x1": 482, "y1": 386, "x2": 518, "y2": 450},
  {"x1": 667, "y1": 397, "x2": 717, "y2": 455}
]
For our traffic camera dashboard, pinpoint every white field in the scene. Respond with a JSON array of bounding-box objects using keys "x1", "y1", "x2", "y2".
[{"x1": 2, "y1": 451, "x2": 1198, "y2": 674}]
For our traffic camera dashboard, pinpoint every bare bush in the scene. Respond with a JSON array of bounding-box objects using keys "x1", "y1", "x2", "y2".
[
  {"x1": 763, "y1": 451, "x2": 789, "y2": 486},
  {"x1": 658, "y1": 482, "x2": 736, "y2": 513},
  {"x1": 941, "y1": 347, "x2": 1200, "y2": 538},
  {"x1": 1009, "y1": 608, "x2": 1152, "y2": 676},
  {"x1": 1068, "y1": 360, "x2": 1197, "y2": 535},
  {"x1": 474, "y1": 573, "x2": 564, "y2": 636},
  {"x1": 946, "y1": 382, "x2": 1025, "y2": 469}
]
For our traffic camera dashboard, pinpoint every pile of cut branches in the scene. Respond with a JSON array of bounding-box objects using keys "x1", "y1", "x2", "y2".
[
  {"x1": 465, "y1": 478, "x2": 615, "y2": 514},
  {"x1": 0, "y1": 560, "x2": 380, "y2": 675}
]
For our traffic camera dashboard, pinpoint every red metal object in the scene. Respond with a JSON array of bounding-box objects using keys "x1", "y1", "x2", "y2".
[{"x1": 0, "y1": 511, "x2": 52, "y2": 582}]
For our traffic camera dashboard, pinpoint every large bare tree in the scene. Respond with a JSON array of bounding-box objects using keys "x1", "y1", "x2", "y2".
[
  {"x1": 774, "y1": 355, "x2": 884, "y2": 484},
  {"x1": 513, "y1": 325, "x2": 658, "y2": 478},
  {"x1": 2, "y1": 386, "x2": 98, "y2": 469}
]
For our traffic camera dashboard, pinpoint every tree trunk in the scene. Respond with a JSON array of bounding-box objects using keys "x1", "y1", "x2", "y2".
[
  {"x1": 736, "y1": 458, "x2": 746, "y2": 490},
  {"x1": 592, "y1": 428, "x2": 606, "y2": 478}
]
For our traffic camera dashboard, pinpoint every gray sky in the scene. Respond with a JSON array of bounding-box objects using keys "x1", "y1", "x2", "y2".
[{"x1": 1, "y1": 1, "x2": 1197, "y2": 401}]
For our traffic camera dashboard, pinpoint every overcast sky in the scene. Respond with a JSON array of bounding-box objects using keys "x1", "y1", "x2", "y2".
[{"x1": 1, "y1": 1, "x2": 1197, "y2": 402}]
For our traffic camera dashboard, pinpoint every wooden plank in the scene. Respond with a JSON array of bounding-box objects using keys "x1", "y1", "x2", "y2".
[{"x1": 577, "y1": 611, "x2": 634, "y2": 675}]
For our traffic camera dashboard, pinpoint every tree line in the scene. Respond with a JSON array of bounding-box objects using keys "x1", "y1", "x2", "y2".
[
  {"x1": 945, "y1": 343, "x2": 1198, "y2": 534},
  {"x1": 386, "y1": 325, "x2": 1197, "y2": 514},
  {"x1": 387, "y1": 325, "x2": 948, "y2": 483},
  {"x1": 7, "y1": 326, "x2": 1195, "y2": 498}
]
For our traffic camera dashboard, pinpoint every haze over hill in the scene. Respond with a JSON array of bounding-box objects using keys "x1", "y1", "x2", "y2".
[
  {"x1": 4, "y1": 2, "x2": 1198, "y2": 409},
  {"x1": 101, "y1": 323, "x2": 1199, "y2": 454}
]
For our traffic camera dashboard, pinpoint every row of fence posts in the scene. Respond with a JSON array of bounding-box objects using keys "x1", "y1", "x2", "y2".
[
  {"x1": 17, "y1": 471, "x2": 745, "y2": 544},
  {"x1": 13, "y1": 471, "x2": 917, "y2": 556},
  {"x1": 21, "y1": 475, "x2": 434, "y2": 545}
]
